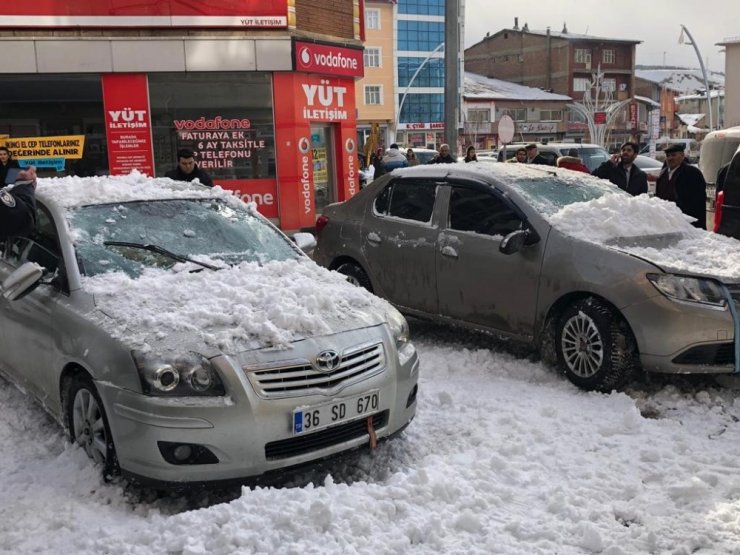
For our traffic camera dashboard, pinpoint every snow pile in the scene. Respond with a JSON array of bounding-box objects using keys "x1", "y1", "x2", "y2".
[{"x1": 83, "y1": 260, "x2": 389, "y2": 353}]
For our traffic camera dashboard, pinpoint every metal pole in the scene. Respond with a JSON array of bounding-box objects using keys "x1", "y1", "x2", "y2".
[
  {"x1": 680, "y1": 24, "x2": 714, "y2": 130},
  {"x1": 396, "y1": 42, "x2": 445, "y2": 132},
  {"x1": 444, "y1": 0, "x2": 460, "y2": 152}
]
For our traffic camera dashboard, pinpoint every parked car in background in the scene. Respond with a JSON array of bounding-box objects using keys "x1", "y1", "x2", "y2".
[
  {"x1": 643, "y1": 138, "x2": 701, "y2": 164},
  {"x1": 700, "y1": 127, "x2": 740, "y2": 207},
  {"x1": 410, "y1": 148, "x2": 440, "y2": 165},
  {"x1": 315, "y1": 164, "x2": 740, "y2": 393},
  {"x1": 0, "y1": 174, "x2": 419, "y2": 487},
  {"x1": 498, "y1": 143, "x2": 609, "y2": 172},
  {"x1": 634, "y1": 154, "x2": 664, "y2": 195}
]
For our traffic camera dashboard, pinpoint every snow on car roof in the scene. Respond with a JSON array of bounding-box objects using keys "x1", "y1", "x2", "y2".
[{"x1": 36, "y1": 170, "x2": 232, "y2": 209}]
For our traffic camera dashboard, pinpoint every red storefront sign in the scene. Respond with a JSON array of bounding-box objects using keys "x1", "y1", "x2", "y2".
[
  {"x1": 594, "y1": 111, "x2": 607, "y2": 124},
  {"x1": 101, "y1": 74, "x2": 155, "y2": 176},
  {"x1": 1, "y1": 1, "x2": 287, "y2": 28},
  {"x1": 222, "y1": 179, "x2": 278, "y2": 219},
  {"x1": 629, "y1": 103, "x2": 638, "y2": 131},
  {"x1": 294, "y1": 40, "x2": 364, "y2": 78},
  {"x1": 273, "y1": 73, "x2": 358, "y2": 230}
]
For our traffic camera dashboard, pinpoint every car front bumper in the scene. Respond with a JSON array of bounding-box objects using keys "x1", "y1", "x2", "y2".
[
  {"x1": 97, "y1": 336, "x2": 419, "y2": 485},
  {"x1": 622, "y1": 292, "x2": 736, "y2": 374}
]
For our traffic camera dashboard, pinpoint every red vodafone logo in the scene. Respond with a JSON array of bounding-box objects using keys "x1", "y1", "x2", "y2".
[{"x1": 294, "y1": 40, "x2": 364, "y2": 77}]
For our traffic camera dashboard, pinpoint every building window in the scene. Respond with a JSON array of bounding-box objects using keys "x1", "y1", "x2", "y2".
[
  {"x1": 366, "y1": 9, "x2": 380, "y2": 30},
  {"x1": 602, "y1": 78, "x2": 617, "y2": 93},
  {"x1": 573, "y1": 78, "x2": 590, "y2": 92},
  {"x1": 467, "y1": 109, "x2": 490, "y2": 123},
  {"x1": 364, "y1": 48, "x2": 381, "y2": 68},
  {"x1": 499, "y1": 108, "x2": 526, "y2": 122},
  {"x1": 574, "y1": 48, "x2": 591, "y2": 64},
  {"x1": 398, "y1": 57, "x2": 444, "y2": 88},
  {"x1": 365, "y1": 85, "x2": 383, "y2": 105},
  {"x1": 398, "y1": 92, "x2": 444, "y2": 123},
  {"x1": 602, "y1": 49, "x2": 615, "y2": 64},
  {"x1": 398, "y1": 20, "x2": 445, "y2": 51},
  {"x1": 397, "y1": 0, "x2": 445, "y2": 16},
  {"x1": 539, "y1": 110, "x2": 562, "y2": 122}
]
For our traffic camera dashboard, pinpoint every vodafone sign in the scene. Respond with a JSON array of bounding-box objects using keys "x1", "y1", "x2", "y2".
[{"x1": 294, "y1": 40, "x2": 364, "y2": 78}]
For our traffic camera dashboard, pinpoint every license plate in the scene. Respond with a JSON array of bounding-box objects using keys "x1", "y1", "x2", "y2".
[{"x1": 293, "y1": 390, "x2": 380, "y2": 435}]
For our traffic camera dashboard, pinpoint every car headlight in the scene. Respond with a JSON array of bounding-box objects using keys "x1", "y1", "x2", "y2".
[
  {"x1": 132, "y1": 351, "x2": 226, "y2": 396},
  {"x1": 386, "y1": 306, "x2": 410, "y2": 347},
  {"x1": 647, "y1": 273, "x2": 727, "y2": 308}
]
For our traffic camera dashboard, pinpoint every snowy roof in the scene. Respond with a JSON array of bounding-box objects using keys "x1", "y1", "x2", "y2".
[
  {"x1": 634, "y1": 95, "x2": 660, "y2": 108},
  {"x1": 676, "y1": 89, "x2": 725, "y2": 101},
  {"x1": 635, "y1": 67, "x2": 725, "y2": 94},
  {"x1": 676, "y1": 113, "x2": 706, "y2": 127},
  {"x1": 502, "y1": 28, "x2": 641, "y2": 44},
  {"x1": 464, "y1": 72, "x2": 572, "y2": 101}
]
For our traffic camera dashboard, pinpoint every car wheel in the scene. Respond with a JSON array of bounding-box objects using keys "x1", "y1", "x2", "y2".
[
  {"x1": 336, "y1": 262, "x2": 373, "y2": 292},
  {"x1": 556, "y1": 298, "x2": 637, "y2": 392},
  {"x1": 67, "y1": 374, "x2": 119, "y2": 479}
]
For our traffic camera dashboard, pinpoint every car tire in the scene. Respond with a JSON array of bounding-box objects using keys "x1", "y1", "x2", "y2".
[
  {"x1": 556, "y1": 298, "x2": 637, "y2": 392},
  {"x1": 66, "y1": 374, "x2": 119, "y2": 480},
  {"x1": 336, "y1": 261, "x2": 373, "y2": 292}
]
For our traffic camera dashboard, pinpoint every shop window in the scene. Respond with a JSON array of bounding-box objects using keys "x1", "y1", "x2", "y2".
[
  {"x1": 0, "y1": 74, "x2": 108, "y2": 178},
  {"x1": 148, "y1": 73, "x2": 276, "y2": 181}
]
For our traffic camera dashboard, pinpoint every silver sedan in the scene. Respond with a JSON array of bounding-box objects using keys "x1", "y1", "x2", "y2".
[{"x1": 0, "y1": 176, "x2": 419, "y2": 486}]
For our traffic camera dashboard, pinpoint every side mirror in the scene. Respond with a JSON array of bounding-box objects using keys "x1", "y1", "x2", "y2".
[
  {"x1": 499, "y1": 230, "x2": 529, "y2": 255},
  {"x1": 293, "y1": 232, "x2": 317, "y2": 253},
  {"x1": 1, "y1": 261, "x2": 44, "y2": 301}
]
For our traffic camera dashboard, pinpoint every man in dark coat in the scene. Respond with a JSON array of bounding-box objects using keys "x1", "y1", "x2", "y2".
[
  {"x1": 427, "y1": 143, "x2": 456, "y2": 164},
  {"x1": 591, "y1": 141, "x2": 648, "y2": 196},
  {"x1": 524, "y1": 144, "x2": 549, "y2": 165},
  {"x1": 165, "y1": 148, "x2": 213, "y2": 187},
  {"x1": 0, "y1": 166, "x2": 38, "y2": 240},
  {"x1": 0, "y1": 146, "x2": 21, "y2": 186},
  {"x1": 655, "y1": 143, "x2": 707, "y2": 229}
]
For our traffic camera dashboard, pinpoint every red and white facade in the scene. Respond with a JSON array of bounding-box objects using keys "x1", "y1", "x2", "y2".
[{"x1": 0, "y1": 0, "x2": 365, "y2": 231}]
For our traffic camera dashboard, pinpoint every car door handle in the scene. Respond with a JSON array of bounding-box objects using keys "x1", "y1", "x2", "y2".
[
  {"x1": 367, "y1": 232, "x2": 382, "y2": 244},
  {"x1": 441, "y1": 245, "x2": 458, "y2": 259}
]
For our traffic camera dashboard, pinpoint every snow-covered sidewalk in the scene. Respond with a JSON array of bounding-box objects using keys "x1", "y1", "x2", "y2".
[{"x1": 1, "y1": 322, "x2": 739, "y2": 554}]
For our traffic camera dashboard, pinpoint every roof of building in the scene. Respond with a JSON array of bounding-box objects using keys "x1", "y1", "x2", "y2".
[
  {"x1": 518, "y1": 28, "x2": 642, "y2": 44},
  {"x1": 676, "y1": 89, "x2": 725, "y2": 101},
  {"x1": 676, "y1": 113, "x2": 706, "y2": 127},
  {"x1": 463, "y1": 72, "x2": 572, "y2": 101},
  {"x1": 634, "y1": 95, "x2": 660, "y2": 108},
  {"x1": 635, "y1": 67, "x2": 725, "y2": 94},
  {"x1": 717, "y1": 36, "x2": 740, "y2": 46}
]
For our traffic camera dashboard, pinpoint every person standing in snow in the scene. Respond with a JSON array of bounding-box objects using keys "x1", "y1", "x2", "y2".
[
  {"x1": 0, "y1": 146, "x2": 20, "y2": 186},
  {"x1": 655, "y1": 143, "x2": 707, "y2": 229},
  {"x1": 591, "y1": 141, "x2": 647, "y2": 196},
  {"x1": 0, "y1": 166, "x2": 38, "y2": 241},
  {"x1": 380, "y1": 144, "x2": 409, "y2": 174},
  {"x1": 165, "y1": 148, "x2": 213, "y2": 187}
]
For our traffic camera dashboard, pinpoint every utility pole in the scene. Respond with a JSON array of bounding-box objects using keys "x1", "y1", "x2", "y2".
[{"x1": 444, "y1": 0, "x2": 460, "y2": 153}]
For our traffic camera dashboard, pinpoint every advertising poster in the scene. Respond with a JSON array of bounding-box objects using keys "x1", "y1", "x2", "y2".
[
  {"x1": 0, "y1": 135, "x2": 85, "y2": 171},
  {"x1": 102, "y1": 74, "x2": 155, "y2": 176}
]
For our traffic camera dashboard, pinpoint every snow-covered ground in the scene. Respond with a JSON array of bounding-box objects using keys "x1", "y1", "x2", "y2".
[{"x1": 2, "y1": 321, "x2": 739, "y2": 555}]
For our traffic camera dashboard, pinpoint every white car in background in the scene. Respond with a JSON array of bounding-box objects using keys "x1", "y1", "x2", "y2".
[{"x1": 634, "y1": 154, "x2": 664, "y2": 195}]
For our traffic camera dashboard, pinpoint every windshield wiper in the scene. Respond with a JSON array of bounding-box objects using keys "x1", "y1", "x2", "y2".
[{"x1": 103, "y1": 241, "x2": 219, "y2": 270}]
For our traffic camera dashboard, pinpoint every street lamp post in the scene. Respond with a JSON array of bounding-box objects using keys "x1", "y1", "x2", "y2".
[{"x1": 679, "y1": 24, "x2": 714, "y2": 131}]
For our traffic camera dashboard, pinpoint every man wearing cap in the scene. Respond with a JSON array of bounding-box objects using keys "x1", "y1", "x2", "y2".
[
  {"x1": 655, "y1": 143, "x2": 707, "y2": 229},
  {"x1": 591, "y1": 141, "x2": 648, "y2": 196},
  {"x1": 524, "y1": 144, "x2": 549, "y2": 165},
  {"x1": 165, "y1": 148, "x2": 213, "y2": 187},
  {"x1": 0, "y1": 166, "x2": 38, "y2": 240}
]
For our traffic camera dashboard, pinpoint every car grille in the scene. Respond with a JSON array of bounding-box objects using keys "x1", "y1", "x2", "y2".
[
  {"x1": 672, "y1": 342, "x2": 735, "y2": 366},
  {"x1": 246, "y1": 342, "x2": 386, "y2": 399},
  {"x1": 265, "y1": 411, "x2": 389, "y2": 460}
]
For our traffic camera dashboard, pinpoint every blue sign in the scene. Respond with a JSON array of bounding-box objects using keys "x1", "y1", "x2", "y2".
[{"x1": 18, "y1": 158, "x2": 65, "y2": 172}]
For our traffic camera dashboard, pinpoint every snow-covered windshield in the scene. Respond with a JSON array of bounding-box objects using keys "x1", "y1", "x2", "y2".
[
  {"x1": 70, "y1": 199, "x2": 300, "y2": 277},
  {"x1": 509, "y1": 172, "x2": 625, "y2": 216}
]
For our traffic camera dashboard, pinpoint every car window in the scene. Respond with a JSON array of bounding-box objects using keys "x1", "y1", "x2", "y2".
[
  {"x1": 510, "y1": 174, "x2": 624, "y2": 217},
  {"x1": 4, "y1": 205, "x2": 62, "y2": 276},
  {"x1": 375, "y1": 180, "x2": 436, "y2": 223},
  {"x1": 70, "y1": 199, "x2": 302, "y2": 277},
  {"x1": 448, "y1": 185, "x2": 522, "y2": 237}
]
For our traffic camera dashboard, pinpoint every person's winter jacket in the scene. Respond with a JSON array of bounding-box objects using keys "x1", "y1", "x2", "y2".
[
  {"x1": 381, "y1": 148, "x2": 409, "y2": 172},
  {"x1": 655, "y1": 161, "x2": 707, "y2": 229},
  {"x1": 165, "y1": 164, "x2": 213, "y2": 187},
  {"x1": 427, "y1": 153, "x2": 456, "y2": 164},
  {"x1": 0, "y1": 166, "x2": 38, "y2": 240},
  {"x1": 0, "y1": 157, "x2": 20, "y2": 186},
  {"x1": 556, "y1": 156, "x2": 590, "y2": 173},
  {"x1": 592, "y1": 160, "x2": 648, "y2": 196}
]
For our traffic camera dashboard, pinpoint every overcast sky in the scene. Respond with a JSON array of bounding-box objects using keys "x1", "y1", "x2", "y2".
[{"x1": 464, "y1": 0, "x2": 738, "y2": 72}]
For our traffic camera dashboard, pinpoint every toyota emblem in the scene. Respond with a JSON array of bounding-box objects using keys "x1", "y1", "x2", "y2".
[{"x1": 315, "y1": 350, "x2": 340, "y2": 372}]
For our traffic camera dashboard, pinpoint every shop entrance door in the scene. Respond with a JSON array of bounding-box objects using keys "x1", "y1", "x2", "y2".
[{"x1": 310, "y1": 125, "x2": 336, "y2": 215}]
